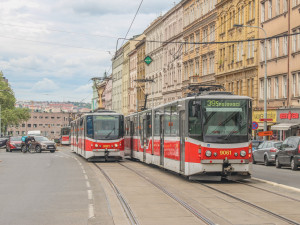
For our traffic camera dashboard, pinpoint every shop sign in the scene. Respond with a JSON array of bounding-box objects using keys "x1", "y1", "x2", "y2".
[
  {"x1": 258, "y1": 131, "x2": 273, "y2": 136},
  {"x1": 253, "y1": 110, "x2": 277, "y2": 123},
  {"x1": 279, "y1": 111, "x2": 299, "y2": 120}
]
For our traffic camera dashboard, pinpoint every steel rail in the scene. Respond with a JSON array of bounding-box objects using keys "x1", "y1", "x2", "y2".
[
  {"x1": 93, "y1": 163, "x2": 139, "y2": 225},
  {"x1": 199, "y1": 183, "x2": 300, "y2": 225},
  {"x1": 119, "y1": 163, "x2": 216, "y2": 225},
  {"x1": 236, "y1": 181, "x2": 300, "y2": 203}
]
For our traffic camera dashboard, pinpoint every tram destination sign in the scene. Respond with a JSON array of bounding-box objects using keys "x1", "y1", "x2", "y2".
[{"x1": 204, "y1": 99, "x2": 242, "y2": 107}]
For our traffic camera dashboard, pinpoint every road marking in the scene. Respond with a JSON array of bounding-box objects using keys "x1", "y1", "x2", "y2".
[
  {"x1": 84, "y1": 174, "x2": 88, "y2": 180},
  {"x1": 86, "y1": 181, "x2": 91, "y2": 188},
  {"x1": 88, "y1": 204, "x2": 95, "y2": 218},
  {"x1": 252, "y1": 177, "x2": 300, "y2": 193},
  {"x1": 87, "y1": 190, "x2": 93, "y2": 200},
  {"x1": 83, "y1": 169, "x2": 86, "y2": 174}
]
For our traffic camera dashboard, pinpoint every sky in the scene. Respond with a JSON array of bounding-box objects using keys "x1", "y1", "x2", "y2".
[{"x1": 0, "y1": 0, "x2": 177, "y2": 103}]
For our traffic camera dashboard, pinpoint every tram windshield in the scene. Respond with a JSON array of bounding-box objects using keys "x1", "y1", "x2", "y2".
[
  {"x1": 189, "y1": 99, "x2": 251, "y2": 143},
  {"x1": 87, "y1": 115, "x2": 123, "y2": 140},
  {"x1": 61, "y1": 127, "x2": 70, "y2": 135}
]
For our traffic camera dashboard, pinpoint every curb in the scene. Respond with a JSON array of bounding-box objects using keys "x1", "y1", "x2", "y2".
[{"x1": 252, "y1": 177, "x2": 300, "y2": 193}]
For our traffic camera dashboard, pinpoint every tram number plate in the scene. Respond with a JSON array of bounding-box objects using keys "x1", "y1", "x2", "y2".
[
  {"x1": 220, "y1": 150, "x2": 232, "y2": 156},
  {"x1": 103, "y1": 145, "x2": 110, "y2": 148}
]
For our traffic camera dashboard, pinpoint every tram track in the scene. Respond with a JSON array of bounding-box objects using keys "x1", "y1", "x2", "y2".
[
  {"x1": 93, "y1": 163, "x2": 139, "y2": 225},
  {"x1": 198, "y1": 182, "x2": 300, "y2": 225},
  {"x1": 118, "y1": 162, "x2": 216, "y2": 225}
]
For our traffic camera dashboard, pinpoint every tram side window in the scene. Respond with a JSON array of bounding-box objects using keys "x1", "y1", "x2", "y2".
[
  {"x1": 154, "y1": 111, "x2": 160, "y2": 136},
  {"x1": 188, "y1": 102, "x2": 202, "y2": 137},
  {"x1": 125, "y1": 119, "x2": 129, "y2": 135},
  {"x1": 120, "y1": 116, "x2": 124, "y2": 137},
  {"x1": 164, "y1": 106, "x2": 171, "y2": 136},
  {"x1": 146, "y1": 113, "x2": 151, "y2": 137},
  {"x1": 170, "y1": 105, "x2": 179, "y2": 136},
  {"x1": 133, "y1": 116, "x2": 137, "y2": 136},
  {"x1": 86, "y1": 116, "x2": 93, "y2": 138}
]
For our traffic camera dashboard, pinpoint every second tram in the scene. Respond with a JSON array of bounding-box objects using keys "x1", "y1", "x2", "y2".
[
  {"x1": 61, "y1": 126, "x2": 71, "y2": 145},
  {"x1": 71, "y1": 111, "x2": 124, "y2": 161},
  {"x1": 124, "y1": 92, "x2": 252, "y2": 180}
]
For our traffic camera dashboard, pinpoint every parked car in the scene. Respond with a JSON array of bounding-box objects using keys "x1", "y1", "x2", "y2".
[
  {"x1": 0, "y1": 137, "x2": 9, "y2": 148},
  {"x1": 252, "y1": 141, "x2": 282, "y2": 166},
  {"x1": 21, "y1": 136, "x2": 56, "y2": 153},
  {"x1": 6, "y1": 136, "x2": 22, "y2": 152},
  {"x1": 252, "y1": 140, "x2": 264, "y2": 151},
  {"x1": 275, "y1": 136, "x2": 300, "y2": 170}
]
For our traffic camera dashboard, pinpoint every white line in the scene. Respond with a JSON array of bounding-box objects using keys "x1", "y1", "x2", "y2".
[
  {"x1": 88, "y1": 204, "x2": 95, "y2": 219},
  {"x1": 252, "y1": 177, "x2": 300, "y2": 193},
  {"x1": 83, "y1": 169, "x2": 86, "y2": 174},
  {"x1": 87, "y1": 190, "x2": 93, "y2": 200},
  {"x1": 86, "y1": 181, "x2": 91, "y2": 188},
  {"x1": 84, "y1": 175, "x2": 88, "y2": 180}
]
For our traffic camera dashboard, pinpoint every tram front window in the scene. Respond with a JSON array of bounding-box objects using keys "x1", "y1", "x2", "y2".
[
  {"x1": 93, "y1": 115, "x2": 120, "y2": 140},
  {"x1": 202, "y1": 99, "x2": 249, "y2": 143}
]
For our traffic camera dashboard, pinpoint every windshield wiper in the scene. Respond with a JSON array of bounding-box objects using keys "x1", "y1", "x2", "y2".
[{"x1": 105, "y1": 127, "x2": 115, "y2": 138}]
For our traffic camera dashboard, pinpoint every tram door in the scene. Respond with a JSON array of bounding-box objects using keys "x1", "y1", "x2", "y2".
[
  {"x1": 179, "y1": 111, "x2": 185, "y2": 172},
  {"x1": 130, "y1": 121, "x2": 134, "y2": 158},
  {"x1": 160, "y1": 115, "x2": 164, "y2": 166}
]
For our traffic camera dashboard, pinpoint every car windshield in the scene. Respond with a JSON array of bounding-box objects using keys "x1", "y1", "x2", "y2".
[
  {"x1": 252, "y1": 141, "x2": 262, "y2": 148},
  {"x1": 274, "y1": 142, "x2": 282, "y2": 148},
  {"x1": 34, "y1": 136, "x2": 50, "y2": 142},
  {"x1": 61, "y1": 128, "x2": 70, "y2": 135},
  {"x1": 11, "y1": 136, "x2": 22, "y2": 141}
]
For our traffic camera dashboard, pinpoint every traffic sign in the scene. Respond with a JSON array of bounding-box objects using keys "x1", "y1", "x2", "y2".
[
  {"x1": 144, "y1": 56, "x2": 153, "y2": 65},
  {"x1": 252, "y1": 122, "x2": 258, "y2": 130},
  {"x1": 259, "y1": 118, "x2": 273, "y2": 122},
  {"x1": 257, "y1": 131, "x2": 273, "y2": 136}
]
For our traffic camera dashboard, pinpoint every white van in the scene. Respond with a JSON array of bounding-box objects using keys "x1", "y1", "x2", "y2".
[{"x1": 27, "y1": 130, "x2": 41, "y2": 136}]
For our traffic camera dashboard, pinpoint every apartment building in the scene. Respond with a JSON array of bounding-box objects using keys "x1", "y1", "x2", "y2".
[
  {"x1": 112, "y1": 48, "x2": 123, "y2": 113},
  {"x1": 215, "y1": 0, "x2": 259, "y2": 108},
  {"x1": 7, "y1": 112, "x2": 70, "y2": 139},
  {"x1": 128, "y1": 42, "x2": 139, "y2": 114},
  {"x1": 182, "y1": 0, "x2": 217, "y2": 96},
  {"x1": 136, "y1": 37, "x2": 146, "y2": 111}
]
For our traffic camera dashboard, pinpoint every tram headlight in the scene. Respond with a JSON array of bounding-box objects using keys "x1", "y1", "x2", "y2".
[
  {"x1": 95, "y1": 144, "x2": 98, "y2": 148},
  {"x1": 240, "y1": 150, "x2": 247, "y2": 157},
  {"x1": 213, "y1": 152, "x2": 217, "y2": 157},
  {"x1": 234, "y1": 152, "x2": 238, "y2": 157},
  {"x1": 205, "y1": 150, "x2": 212, "y2": 157},
  {"x1": 115, "y1": 144, "x2": 118, "y2": 147}
]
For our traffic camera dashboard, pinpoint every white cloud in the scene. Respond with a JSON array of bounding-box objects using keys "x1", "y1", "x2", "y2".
[{"x1": 32, "y1": 78, "x2": 59, "y2": 91}]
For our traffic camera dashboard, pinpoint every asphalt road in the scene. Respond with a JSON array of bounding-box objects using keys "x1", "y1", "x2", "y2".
[
  {"x1": 0, "y1": 147, "x2": 107, "y2": 225},
  {"x1": 251, "y1": 163, "x2": 300, "y2": 189}
]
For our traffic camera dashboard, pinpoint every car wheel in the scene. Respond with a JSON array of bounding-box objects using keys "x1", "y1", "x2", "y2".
[
  {"x1": 275, "y1": 157, "x2": 281, "y2": 168},
  {"x1": 36, "y1": 146, "x2": 41, "y2": 153},
  {"x1": 50, "y1": 150, "x2": 55, "y2": 153},
  {"x1": 291, "y1": 158, "x2": 298, "y2": 171},
  {"x1": 264, "y1": 156, "x2": 270, "y2": 166},
  {"x1": 252, "y1": 155, "x2": 256, "y2": 164}
]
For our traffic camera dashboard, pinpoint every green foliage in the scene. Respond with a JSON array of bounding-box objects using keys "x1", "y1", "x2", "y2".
[{"x1": 0, "y1": 71, "x2": 31, "y2": 133}]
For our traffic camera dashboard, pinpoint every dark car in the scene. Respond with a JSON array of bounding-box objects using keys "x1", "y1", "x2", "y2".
[
  {"x1": 0, "y1": 137, "x2": 8, "y2": 148},
  {"x1": 252, "y1": 141, "x2": 282, "y2": 166},
  {"x1": 6, "y1": 136, "x2": 22, "y2": 152},
  {"x1": 275, "y1": 136, "x2": 300, "y2": 170},
  {"x1": 21, "y1": 136, "x2": 56, "y2": 153}
]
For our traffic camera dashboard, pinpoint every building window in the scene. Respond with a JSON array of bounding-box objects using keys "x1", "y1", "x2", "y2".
[
  {"x1": 267, "y1": 78, "x2": 271, "y2": 99},
  {"x1": 283, "y1": 36, "x2": 288, "y2": 55},
  {"x1": 210, "y1": 24, "x2": 215, "y2": 41},
  {"x1": 33, "y1": 124, "x2": 37, "y2": 128},
  {"x1": 202, "y1": 28, "x2": 208, "y2": 43},
  {"x1": 292, "y1": 31, "x2": 297, "y2": 53},
  {"x1": 268, "y1": 0, "x2": 272, "y2": 19},
  {"x1": 195, "y1": 59, "x2": 200, "y2": 75},
  {"x1": 28, "y1": 124, "x2": 31, "y2": 127},
  {"x1": 298, "y1": 73, "x2": 300, "y2": 96},
  {"x1": 22, "y1": 124, "x2": 25, "y2": 127},
  {"x1": 240, "y1": 80, "x2": 243, "y2": 95},
  {"x1": 261, "y1": 3, "x2": 265, "y2": 22},
  {"x1": 275, "y1": 37, "x2": 279, "y2": 57},
  {"x1": 276, "y1": 0, "x2": 280, "y2": 15},
  {"x1": 267, "y1": 39, "x2": 272, "y2": 59},
  {"x1": 293, "y1": 74, "x2": 296, "y2": 97},
  {"x1": 282, "y1": 75, "x2": 287, "y2": 98},
  {"x1": 260, "y1": 42, "x2": 265, "y2": 61},
  {"x1": 209, "y1": 54, "x2": 215, "y2": 74},
  {"x1": 283, "y1": 0, "x2": 288, "y2": 12},
  {"x1": 202, "y1": 56, "x2": 207, "y2": 76},
  {"x1": 274, "y1": 77, "x2": 279, "y2": 99},
  {"x1": 260, "y1": 79, "x2": 264, "y2": 99}
]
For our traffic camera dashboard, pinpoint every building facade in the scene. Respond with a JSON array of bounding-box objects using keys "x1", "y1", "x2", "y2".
[
  {"x1": 7, "y1": 112, "x2": 70, "y2": 139},
  {"x1": 182, "y1": 0, "x2": 218, "y2": 96},
  {"x1": 136, "y1": 37, "x2": 146, "y2": 111},
  {"x1": 215, "y1": 0, "x2": 259, "y2": 108},
  {"x1": 103, "y1": 74, "x2": 113, "y2": 110},
  {"x1": 112, "y1": 48, "x2": 123, "y2": 113}
]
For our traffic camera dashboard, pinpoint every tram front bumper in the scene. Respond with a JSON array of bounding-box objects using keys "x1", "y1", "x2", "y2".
[
  {"x1": 92, "y1": 149, "x2": 122, "y2": 157},
  {"x1": 199, "y1": 159, "x2": 250, "y2": 173}
]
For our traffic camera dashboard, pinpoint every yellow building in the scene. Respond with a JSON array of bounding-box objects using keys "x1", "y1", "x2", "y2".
[
  {"x1": 215, "y1": 0, "x2": 259, "y2": 107},
  {"x1": 136, "y1": 37, "x2": 146, "y2": 111},
  {"x1": 182, "y1": 0, "x2": 218, "y2": 96}
]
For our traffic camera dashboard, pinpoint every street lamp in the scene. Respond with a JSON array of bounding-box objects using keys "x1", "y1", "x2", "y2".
[{"x1": 234, "y1": 24, "x2": 268, "y2": 138}]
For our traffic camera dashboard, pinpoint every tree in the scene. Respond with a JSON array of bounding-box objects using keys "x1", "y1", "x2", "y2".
[{"x1": 0, "y1": 71, "x2": 31, "y2": 134}]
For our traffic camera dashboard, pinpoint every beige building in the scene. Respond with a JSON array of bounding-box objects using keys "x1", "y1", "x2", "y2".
[
  {"x1": 7, "y1": 112, "x2": 70, "y2": 139},
  {"x1": 112, "y1": 48, "x2": 123, "y2": 114},
  {"x1": 182, "y1": 0, "x2": 217, "y2": 96},
  {"x1": 136, "y1": 37, "x2": 146, "y2": 111},
  {"x1": 258, "y1": 0, "x2": 300, "y2": 109}
]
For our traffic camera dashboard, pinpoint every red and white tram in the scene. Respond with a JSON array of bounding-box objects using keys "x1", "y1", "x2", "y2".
[
  {"x1": 61, "y1": 126, "x2": 71, "y2": 145},
  {"x1": 124, "y1": 92, "x2": 252, "y2": 180},
  {"x1": 71, "y1": 111, "x2": 124, "y2": 161}
]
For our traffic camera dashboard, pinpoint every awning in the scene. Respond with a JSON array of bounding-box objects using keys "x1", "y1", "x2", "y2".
[{"x1": 271, "y1": 123, "x2": 300, "y2": 131}]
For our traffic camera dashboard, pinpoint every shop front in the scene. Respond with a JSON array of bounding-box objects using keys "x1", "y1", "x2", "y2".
[
  {"x1": 271, "y1": 109, "x2": 300, "y2": 141},
  {"x1": 252, "y1": 110, "x2": 277, "y2": 140}
]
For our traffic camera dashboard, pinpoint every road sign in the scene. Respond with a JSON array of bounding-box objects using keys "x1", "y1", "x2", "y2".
[
  {"x1": 259, "y1": 118, "x2": 273, "y2": 122},
  {"x1": 144, "y1": 56, "x2": 153, "y2": 65},
  {"x1": 257, "y1": 131, "x2": 273, "y2": 136},
  {"x1": 252, "y1": 122, "x2": 258, "y2": 130}
]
